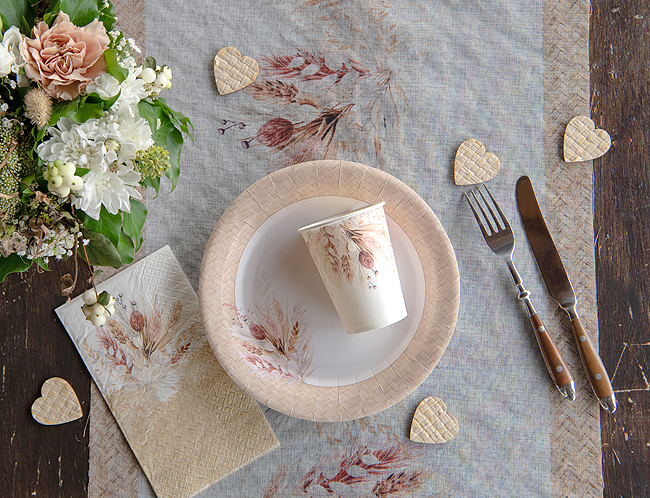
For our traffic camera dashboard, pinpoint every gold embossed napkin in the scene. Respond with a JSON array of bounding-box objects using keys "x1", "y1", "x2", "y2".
[{"x1": 56, "y1": 246, "x2": 279, "y2": 498}]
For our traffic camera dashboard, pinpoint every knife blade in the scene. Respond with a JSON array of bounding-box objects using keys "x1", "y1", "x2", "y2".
[{"x1": 516, "y1": 175, "x2": 617, "y2": 412}]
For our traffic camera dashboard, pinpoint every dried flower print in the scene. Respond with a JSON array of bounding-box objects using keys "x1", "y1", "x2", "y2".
[
  {"x1": 81, "y1": 291, "x2": 205, "y2": 402},
  {"x1": 302, "y1": 206, "x2": 394, "y2": 292},
  {"x1": 263, "y1": 417, "x2": 431, "y2": 497},
  {"x1": 226, "y1": 272, "x2": 314, "y2": 383},
  {"x1": 220, "y1": 0, "x2": 409, "y2": 168}
]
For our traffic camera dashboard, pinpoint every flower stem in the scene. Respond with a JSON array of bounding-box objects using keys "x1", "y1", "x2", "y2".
[{"x1": 81, "y1": 241, "x2": 98, "y2": 299}]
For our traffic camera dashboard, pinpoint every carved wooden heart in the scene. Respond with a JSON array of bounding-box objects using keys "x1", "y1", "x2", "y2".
[
  {"x1": 564, "y1": 116, "x2": 611, "y2": 162},
  {"x1": 454, "y1": 139, "x2": 501, "y2": 185},
  {"x1": 410, "y1": 396, "x2": 459, "y2": 444},
  {"x1": 31, "y1": 377, "x2": 82, "y2": 425},
  {"x1": 214, "y1": 47, "x2": 259, "y2": 95}
]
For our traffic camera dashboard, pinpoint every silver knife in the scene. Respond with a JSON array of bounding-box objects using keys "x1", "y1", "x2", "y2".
[{"x1": 516, "y1": 176, "x2": 617, "y2": 412}]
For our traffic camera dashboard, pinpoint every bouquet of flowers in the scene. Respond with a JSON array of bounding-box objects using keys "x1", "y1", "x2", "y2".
[{"x1": 0, "y1": 0, "x2": 192, "y2": 290}]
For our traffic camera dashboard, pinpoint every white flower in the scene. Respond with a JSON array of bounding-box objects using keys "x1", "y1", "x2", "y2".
[
  {"x1": 114, "y1": 107, "x2": 153, "y2": 151},
  {"x1": 0, "y1": 44, "x2": 14, "y2": 78},
  {"x1": 2, "y1": 27, "x2": 22, "y2": 60},
  {"x1": 38, "y1": 113, "x2": 145, "y2": 220},
  {"x1": 2, "y1": 26, "x2": 28, "y2": 86},
  {"x1": 84, "y1": 72, "x2": 121, "y2": 99},
  {"x1": 114, "y1": 65, "x2": 148, "y2": 115},
  {"x1": 84, "y1": 64, "x2": 148, "y2": 117}
]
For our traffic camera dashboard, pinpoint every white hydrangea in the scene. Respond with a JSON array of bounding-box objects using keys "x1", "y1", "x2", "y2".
[{"x1": 38, "y1": 108, "x2": 153, "y2": 220}]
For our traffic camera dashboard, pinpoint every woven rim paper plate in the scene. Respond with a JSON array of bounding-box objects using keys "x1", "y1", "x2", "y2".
[{"x1": 199, "y1": 160, "x2": 460, "y2": 421}]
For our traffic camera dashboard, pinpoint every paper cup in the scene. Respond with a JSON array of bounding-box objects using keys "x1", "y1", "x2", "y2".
[{"x1": 299, "y1": 202, "x2": 408, "y2": 334}]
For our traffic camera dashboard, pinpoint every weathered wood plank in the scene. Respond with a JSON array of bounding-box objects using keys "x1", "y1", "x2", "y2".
[{"x1": 591, "y1": 1, "x2": 650, "y2": 497}]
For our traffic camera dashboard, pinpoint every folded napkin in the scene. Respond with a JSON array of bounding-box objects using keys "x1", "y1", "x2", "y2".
[{"x1": 56, "y1": 245, "x2": 279, "y2": 498}]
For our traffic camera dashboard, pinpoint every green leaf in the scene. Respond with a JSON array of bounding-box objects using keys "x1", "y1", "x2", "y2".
[
  {"x1": 137, "y1": 100, "x2": 162, "y2": 132},
  {"x1": 97, "y1": 290, "x2": 110, "y2": 306},
  {"x1": 37, "y1": 98, "x2": 79, "y2": 142},
  {"x1": 83, "y1": 90, "x2": 120, "y2": 110},
  {"x1": 139, "y1": 175, "x2": 160, "y2": 196},
  {"x1": 155, "y1": 98, "x2": 194, "y2": 139},
  {"x1": 0, "y1": 0, "x2": 36, "y2": 35},
  {"x1": 103, "y1": 49, "x2": 127, "y2": 83},
  {"x1": 75, "y1": 167, "x2": 91, "y2": 177},
  {"x1": 122, "y1": 199, "x2": 146, "y2": 252},
  {"x1": 58, "y1": 0, "x2": 99, "y2": 28},
  {"x1": 163, "y1": 128, "x2": 183, "y2": 191},
  {"x1": 73, "y1": 101, "x2": 104, "y2": 122},
  {"x1": 42, "y1": 1, "x2": 61, "y2": 24},
  {"x1": 81, "y1": 230, "x2": 122, "y2": 268},
  {"x1": 97, "y1": 0, "x2": 116, "y2": 31},
  {"x1": 116, "y1": 229, "x2": 134, "y2": 264},
  {"x1": 36, "y1": 257, "x2": 49, "y2": 271},
  {"x1": 78, "y1": 207, "x2": 123, "y2": 248},
  {"x1": 0, "y1": 253, "x2": 33, "y2": 282}
]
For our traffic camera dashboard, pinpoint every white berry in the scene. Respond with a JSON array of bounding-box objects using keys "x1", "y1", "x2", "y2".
[
  {"x1": 90, "y1": 314, "x2": 107, "y2": 326},
  {"x1": 92, "y1": 303, "x2": 105, "y2": 316},
  {"x1": 82, "y1": 289, "x2": 97, "y2": 305}
]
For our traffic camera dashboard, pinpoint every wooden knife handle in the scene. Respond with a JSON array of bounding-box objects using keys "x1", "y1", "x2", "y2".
[
  {"x1": 571, "y1": 316, "x2": 616, "y2": 409},
  {"x1": 530, "y1": 313, "x2": 574, "y2": 392}
]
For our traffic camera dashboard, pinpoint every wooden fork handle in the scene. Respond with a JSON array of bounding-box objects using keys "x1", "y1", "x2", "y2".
[{"x1": 529, "y1": 313, "x2": 575, "y2": 399}]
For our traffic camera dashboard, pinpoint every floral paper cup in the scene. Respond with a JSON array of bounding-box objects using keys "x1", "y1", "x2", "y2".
[{"x1": 299, "y1": 202, "x2": 408, "y2": 334}]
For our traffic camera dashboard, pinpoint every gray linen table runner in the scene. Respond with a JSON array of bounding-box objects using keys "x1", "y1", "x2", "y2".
[{"x1": 126, "y1": 0, "x2": 593, "y2": 496}]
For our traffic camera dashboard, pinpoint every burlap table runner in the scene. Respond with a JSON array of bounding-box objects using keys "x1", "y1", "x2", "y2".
[{"x1": 89, "y1": 0, "x2": 603, "y2": 496}]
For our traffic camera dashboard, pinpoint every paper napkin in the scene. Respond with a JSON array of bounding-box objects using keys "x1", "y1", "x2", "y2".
[{"x1": 56, "y1": 246, "x2": 279, "y2": 498}]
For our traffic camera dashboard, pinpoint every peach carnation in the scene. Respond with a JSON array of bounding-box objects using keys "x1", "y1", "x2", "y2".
[{"x1": 20, "y1": 12, "x2": 110, "y2": 101}]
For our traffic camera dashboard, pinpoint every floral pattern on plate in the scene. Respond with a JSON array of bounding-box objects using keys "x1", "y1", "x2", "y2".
[{"x1": 226, "y1": 272, "x2": 314, "y2": 383}]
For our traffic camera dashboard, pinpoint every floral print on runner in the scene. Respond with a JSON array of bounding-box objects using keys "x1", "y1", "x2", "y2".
[
  {"x1": 263, "y1": 417, "x2": 433, "y2": 497},
  {"x1": 218, "y1": 1, "x2": 408, "y2": 169},
  {"x1": 226, "y1": 272, "x2": 314, "y2": 383}
]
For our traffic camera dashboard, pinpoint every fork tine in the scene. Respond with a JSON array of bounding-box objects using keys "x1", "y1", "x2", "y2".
[
  {"x1": 468, "y1": 188, "x2": 499, "y2": 235},
  {"x1": 481, "y1": 184, "x2": 512, "y2": 232},
  {"x1": 464, "y1": 190, "x2": 491, "y2": 240}
]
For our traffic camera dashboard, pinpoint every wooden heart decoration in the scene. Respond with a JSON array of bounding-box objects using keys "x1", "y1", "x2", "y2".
[
  {"x1": 31, "y1": 377, "x2": 82, "y2": 425},
  {"x1": 410, "y1": 396, "x2": 459, "y2": 444},
  {"x1": 563, "y1": 116, "x2": 611, "y2": 162},
  {"x1": 213, "y1": 47, "x2": 259, "y2": 95},
  {"x1": 454, "y1": 139, "x2": 501, "y2": 185}
]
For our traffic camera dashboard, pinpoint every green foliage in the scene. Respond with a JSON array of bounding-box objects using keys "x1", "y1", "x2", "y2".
[
  {"x1": 138, "y1": 98, "x2": 193, "y2": 193},
  {"x1": 97, "y1": 290, "x2": 111, "y2": 306},
  {"x1": 77, "y1": 199, "x2": 146, "y2": 267},
  {"x1": 0, "y1": 0, "x2": 35, "y2": 35},
  {"x1": 80, "y1": 228, "x2": 122, "y2": 268},
  {"x1": 122, "y1": 199, "x2": 146, "y2": 252},
  {"x1": 104, "y1": 48, "x2": 127, "y2": 83},
  {"x1": 0, "y1": 253, "x2": 32, "y2": 282},
  {"x1": 44, "y1": 0, "x2": 116, "y2": 31}
]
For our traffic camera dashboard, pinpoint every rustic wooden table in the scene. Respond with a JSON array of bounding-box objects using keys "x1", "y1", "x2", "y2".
[
  {"x1": 592, "y1": 2, "x2": 650, "y2": 497},
  {"x1": 1, "y1": 1, "x2": 648, "y2": 496}
]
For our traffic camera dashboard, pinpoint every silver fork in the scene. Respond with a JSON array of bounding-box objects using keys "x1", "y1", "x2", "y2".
[{"x1": 465, "y1": 184, "x2": 576, "y2": 400}]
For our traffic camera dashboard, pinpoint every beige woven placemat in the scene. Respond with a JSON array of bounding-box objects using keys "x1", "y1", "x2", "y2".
[{"x1": 543, "y1": 0, "x2": 603, "y2": 496}]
